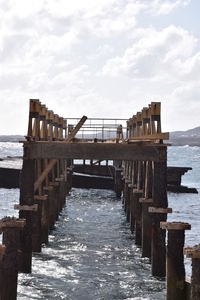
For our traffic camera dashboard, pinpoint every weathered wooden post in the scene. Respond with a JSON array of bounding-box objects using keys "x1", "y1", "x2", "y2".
[
  {"x1": 0, "y1": 217, "x2": 25, "y2": 299},
  {"x1": 140, "y1": 160, "x2": 153, "y2": 259},
  {"x1": 149, "y1": 147, "x2": 172, "y2": 278},
  {"x1": 18, "y1": 155, "x2": 35, "y2": 273},
  {"x1": 161, "y1": 222, "x2": 191, "y2": 300},
  {"x1": 134, "y1": 160, "x2": 144, "y2": 246},
  {"x1": 133, "y1": 189, "x2": 143, "y2": 245},
  {"x1": 34, "y1": 195, "x2": 49, "y2": 244},
  {"x1": 185, "y1": 244, "x2": 200, "y2": 300},
  {"x1": 130, "y1": 161, "x2": 137, "y2": 233}
]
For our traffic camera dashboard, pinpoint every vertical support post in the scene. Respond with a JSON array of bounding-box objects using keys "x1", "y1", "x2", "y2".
[
  {"x1": 151, "y1": 147, "x2": 168, "y2": 278},
  {"x1": 134, "y1": 189, "x2": 143, "y2": 245},
  {"x1": 0, "y1": 218, "x2": 25, "y2": 299},
  {"x1": 185, "y1": 244, "x2": 200, "y2": 300},
  {"x1": 18, "y1": 156, "x2": 35, "y2": 273},
  {"x1": 161, "y1": 222, "x2": 191, "y2": 300},
  {"x1": 141, "y1": 160, "x2": 153, "y2": 258}
]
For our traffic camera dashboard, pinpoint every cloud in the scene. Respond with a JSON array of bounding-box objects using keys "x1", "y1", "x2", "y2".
[
  {"x1": 145, "y1": 0, "x2": 191, "y2": 15},
  {"x1": 0, "y1": 0, "x2": 198, "y2": 134},
  {"x1": 100, "y1": 25, "x2": 197, "y2": 80}
]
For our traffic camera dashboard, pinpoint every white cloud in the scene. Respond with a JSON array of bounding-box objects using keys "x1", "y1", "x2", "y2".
[
  {"x1": 0, "y1": 0, "x2": 198, "y2": 134},
  {"x1": 100, "y1": 25, "x2": 197, "y2": 80},
  {"x1": 146, "y1": 0, "x2": 191, "y2": 15}
]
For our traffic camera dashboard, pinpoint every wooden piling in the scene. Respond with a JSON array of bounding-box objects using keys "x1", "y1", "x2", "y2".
[
  {"x1": 151, "y1": 156, "x2": 168, "y2": 278},
  {"x1": 0, "y1": 217, "x2": 25, "y2": 300},
  {"x1": 161, "y1": 222, "x2": 191, "y2": 300},
  {"x1": 34, "y1": 195, "x2": 49, "y2": 244},
  {"x1": 185, "y1": 244, "x2": 200, "y2": 300},
  {"x1": 18, "y1": 158, "x2": 35, "y2": 273},
  {"x1": 133, "y1": 189, "x2": 143, "y2": 246},
  {"x1": 140, "y1": 197, "x2": 153, "y2": 258}
]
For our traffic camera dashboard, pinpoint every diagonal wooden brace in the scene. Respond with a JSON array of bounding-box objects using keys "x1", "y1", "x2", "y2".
[{"x1": 34, "y1": 115, "x2": 87, "y2": 192}]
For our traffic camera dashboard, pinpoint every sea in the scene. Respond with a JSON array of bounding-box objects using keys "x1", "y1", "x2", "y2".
[{"x1": 0, "y1": 142, "x2": 200, "y2": 300}]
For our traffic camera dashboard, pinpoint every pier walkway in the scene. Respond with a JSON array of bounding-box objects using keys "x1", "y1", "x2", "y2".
[{"x1": 0, "y1": 100, "x2": 199, "y2": 300}]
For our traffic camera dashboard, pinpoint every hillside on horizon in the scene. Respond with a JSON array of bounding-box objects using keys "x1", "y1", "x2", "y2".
[{"x1": 170, "y1": 126, "x2": 200, "y2": 146}]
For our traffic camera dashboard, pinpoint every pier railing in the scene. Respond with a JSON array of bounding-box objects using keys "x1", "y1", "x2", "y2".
[
  {"x1": 66, "y1": 117, "x2": 127, "y2": 141},
  {"x1": 0, "y1": 99, "x2": 199, "y2": 300}
]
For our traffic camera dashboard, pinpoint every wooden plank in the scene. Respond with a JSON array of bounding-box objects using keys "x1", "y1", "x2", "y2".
[
  {"x1": 25, "y1": 141, "x2": 167, "y2": 161},
  {"x1": 34, "y1": 195, "x2": 48, "y2": 201},
  {"x1": 130, "y1": 132, "x2": 169, "y2": 141},
  {"x1": 0, "y1": 219, "x2": 26, "y2": 230},
  {"x1": 139, "y1": 198, "x2": 153, "y2": 203},
  {"x1": 67, "y1": 116, "x2": 87, "y2": 142},
  {"x1": 34, "y1": 159, "x2": 57, "y2": 192},
  {"x1": 149, "y1": 207, "x2": 172, "y2": 214},
  {"x1": 14, "y1": 204, "x2": 38, "y2": 212},
  {"x1": 161, "y1": 221, "x2": 191, "y2": 230}
]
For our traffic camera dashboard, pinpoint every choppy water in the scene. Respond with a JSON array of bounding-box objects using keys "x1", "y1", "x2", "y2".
[{"x1": 0, "y1": 143, "x2": 200, "y2": 299}]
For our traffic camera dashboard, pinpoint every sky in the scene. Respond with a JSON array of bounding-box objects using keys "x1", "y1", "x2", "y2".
[{"x1": 0, "y1": 0, "x2": 200, "y2": 134}]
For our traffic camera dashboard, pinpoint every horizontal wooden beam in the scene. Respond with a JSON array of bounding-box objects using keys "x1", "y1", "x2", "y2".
[
  {"x1": 149, "y1": 207, "x2": 172, "y2": 214},
  {"x1": 160, "y1": 221, "x2": 191, "y2": 230},
  {"x1": 34, "y1": 195, "x2": 48, "y2": 201},
  {"x1": 14, "y1": 204, "x2": 38, "y2": 212},
  {"x1": 139, "y1": 198, "x2": 153, "y2": 203},
  {"x1": 184, "y1": 246, "x2": 200, "y2": 259},
  {"x1": 24, "y1": 141, "x2": 167, "y2": 161},
  {"x1": 0, "y1": 218, "x2": 26, "y2": 230}
]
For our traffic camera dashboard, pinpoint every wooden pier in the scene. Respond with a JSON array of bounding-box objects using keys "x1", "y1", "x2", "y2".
[{"x1": 0, "y1": 99, "x2": 199, "y2": 299}]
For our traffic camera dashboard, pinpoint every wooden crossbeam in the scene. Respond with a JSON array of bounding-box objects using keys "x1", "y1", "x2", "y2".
[
  {"x1": 34, "y1": 195, "x2": 48, "y2": 201},
  {"x1": 160, "y1": 221, "x2": 191, "y2": 230},
  {"x1": 149, "y1": 207, "x2": 172, "y2": 214},
  {"x1": 139, "y1": 198, "x2": 153, "y2": 203},
  {"x1": 0, "y1": 218, "x2": 26, "y2": 230},
  {"x1": 25, "y1": 142, "x2": 167, "y2": 162},
  {"x1": 14, "y1": 204, "x2": 38, "y2": 212}
]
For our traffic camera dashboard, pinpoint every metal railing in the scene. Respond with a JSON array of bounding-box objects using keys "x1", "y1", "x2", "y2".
[{"x1": 65, "y1": 117, "x2": 127, "y2": 141}]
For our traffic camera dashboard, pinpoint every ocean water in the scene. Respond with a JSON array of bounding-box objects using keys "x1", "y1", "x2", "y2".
[{"x1": 0, "y1": 143, "x2": 200, "y2": 299}]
